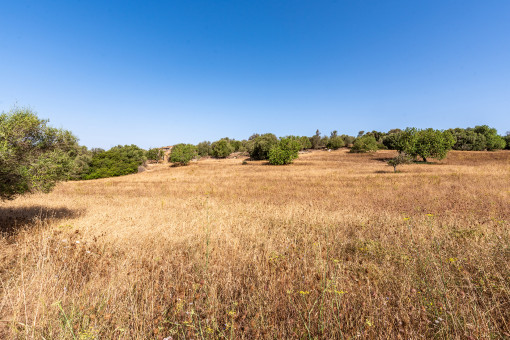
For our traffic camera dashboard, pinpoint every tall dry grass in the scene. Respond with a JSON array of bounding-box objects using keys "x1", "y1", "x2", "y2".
[{"x1": 1, "y1": 149, "x2": 509, "y2": 339}]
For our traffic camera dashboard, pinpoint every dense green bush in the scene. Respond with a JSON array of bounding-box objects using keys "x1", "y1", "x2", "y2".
[
  {"x1": 146, "y1": 148, "x2": 164, "y2": 162},
  {"x1": 413, "y1": 129, "x2": 455, "y2": 162},
  {"x1": 82, "y1": 145, "x2": 146, "y2": 180},
  {"x1": 390, "y1": 128, "x2": 455, "y2": 161},
  {"x1": 0, "y1": 107, "x2": 78, "y2": 199},
  {"x1": 449, "y1": 128, "x2": 487, "y2": 151},
  {"x1": 247, "y1": 133, "x2": 278, "y2": 160},
  {"x1": 473, "y1": 125, "x2": 506, "y2": 150},
  {"x1": 211, "y1": 139, "x2": 234, "y2": 158},
  {"x1": 285, "y1": 136, "x2": 312, "y2": 150},
  {"x1": 341, "y1": 134, "x2": 355, "y2": 146},
  {"x1": 268, "y1": 138, "x2": 301, "y2": 165},
  {"x1": 326, "y1": 136, "x2": 345, "y2": 149},
  {"x1": 350, "y1": 135, "x2": 378, "y2": 153},
  {"x1": 69, "y1": 146, "x2": 93, "y2": 180},
  {"x1": 197, "y1": 141, "x2": 212, "y2": 157},
  {"x1": 449, "y1": 126, "x2": 506, "y2": 151},
  {"x1": 505, "y1": 133, "x2": 510, "y2": 150},
  {"x1": 170, "y1": 144, "x2": 197, "y2": 166},
  {"x1": 309, "y1": 130, "x2": 324, "y2": 149}
]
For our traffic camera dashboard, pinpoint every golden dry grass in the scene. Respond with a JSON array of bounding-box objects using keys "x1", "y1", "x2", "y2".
[{"x1": 1, "y1": 149, "x2": 509, "y2": 339}]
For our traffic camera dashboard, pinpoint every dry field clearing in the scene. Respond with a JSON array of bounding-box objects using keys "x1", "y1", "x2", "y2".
[{"x1": 1, "y1": 149, "x2": 509, "y2": 339}]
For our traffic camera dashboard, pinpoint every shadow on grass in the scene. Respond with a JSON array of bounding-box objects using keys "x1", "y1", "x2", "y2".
[{"x1": 0, "y1": 205, "x2": 83, "y2": 236}]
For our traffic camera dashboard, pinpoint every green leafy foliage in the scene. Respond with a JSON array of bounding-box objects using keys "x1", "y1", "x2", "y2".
[
  {"x1": 146, "y1": 148, "x2": 164, "y2": 162},
  {"x1": 197, "y1": 141, "x2": 212, "y2": 157},
  {"x1": 350, "y1": 135, "x2": 378, "y2": 153},
  {"x1": 309, "y1": 129, "x2": 324, "y2": 149},
  {"x1": 0, "y1": 107, "x2": 78, "y2": 200},
  {"x1": 68, "y1": 146, "x2": 93, "y2": 180},
  {"x1": 285, "y1": 136, "x2": 312, "y2": 150},
  {"x1": 449, "y1": 126, "x2": 506, "y2": 151},
  {"x1": 82, "y1": 145, "x2": 146, "y2": 179},
  {"x1": 504, "y1": 132, "x2": 510, "y2": 150},
  {"x1": 170, "y1": 144, "x2": 197, "y2": 166},
  {"x1": 247, "y1": 133, "x2": 278, "y2": 160},
  {"x1": 413, "y1": 129, "x2": 456, "y2": 162},
  {"x1": 473, "y1": 125, "x2": 506, "y2": 150},
  {"x1": 387, "y1": 153, "x2": 413, "y2": 172},
  {"x1": 326, "y1": 135, "x2": 345, "y2": 149},
  {"x1": 211, "y1": 139, "x2": 234, "y2": 158},
  {"x1": 390, "y1": 128, "x2": 455, "y2": 161},
  {"x1": 268, "y1": 138, "x2": 301, "y2": 165}
]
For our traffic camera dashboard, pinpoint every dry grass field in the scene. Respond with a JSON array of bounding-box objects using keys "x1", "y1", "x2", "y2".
[{"x1": 1, "y1": 149, "x2": 509, "y2": 339}]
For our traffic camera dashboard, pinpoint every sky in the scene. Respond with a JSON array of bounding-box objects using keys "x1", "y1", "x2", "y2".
[{"x1": 1, "y1": 0, "x2": 509, "y2": 149}]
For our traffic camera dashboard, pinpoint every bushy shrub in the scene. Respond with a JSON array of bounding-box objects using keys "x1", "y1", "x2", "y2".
[
  {"x1": 341, "y1": 134, "x2": 355, "y2": 146},
  {"x1": 350, "y1": 135, "x2": 378, "y2": 153},
  {"x1": 268, "y1": 138, "x2": 301, "y2": 165},
  {"x1": 413, "y1": 129, "x2": 455, "y2": 162},
  {"x1": 390, "y1": 128, "x2": 455, "y2": 162},
  {"x1": 211, "y1": 139, "x2": 234, "y2": 158},
  {"x1": 505, "y1": 132, "x2": 510, "y2": 150},
  {"x1": 449, "y1": 128, "x2": 487, "y2": 151},
  {"x1": 197, "y1": 141, "x2": 212, "y2": 157},
  {"x1": 170, "y1": 144, "x2": 197, "y2": 166},
  {"x1": 83, "y1": 145, "x2": 146, "y2": 180},
  {"x1": 146, "y1": 148, "x2": 164, "y2": 162},
  {"x1": 326, "y1": 136, "x2": 345, "y2": 149},
  {"x1": 247, "y1": 133, "x2": 278, "y2": 160},
  {"x1": 309, "y1": 130, "x2": 324, "y2": 149},
  {"x1": 387, "y1": 153, "x2": 413, "y2": 172},
  {"x1": 69, "y1": 146, "x2": 92, "y2": 180},
  {"x1": 473, "y1": 125, "x2": 506, "y2": 150},
  {"x1": 449, "y1": 126, "x2": 506, "y2": 151},
  {"x1": 285, "y1": 136, "x2": 312, "y2": 150}
]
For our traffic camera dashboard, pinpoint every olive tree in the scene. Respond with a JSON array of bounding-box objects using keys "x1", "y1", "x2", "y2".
[
  {"x1": 170, "y1": 144, "x2": 197, "y2": 166},
  {"x1": 0, "y1": 107, "x2": 78, "y2": 200}
]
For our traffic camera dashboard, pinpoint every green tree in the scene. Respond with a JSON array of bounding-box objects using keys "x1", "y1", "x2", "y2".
[
  {"x1": 268, "y1": 138, "x2": 301, "y2": 165},
  {"x1": 197, "y1": 141, "x2": 212, "y2": 157},
  {"x1": 350, "y1": 135, "x2": 378, "y2": 153},
  {"x1": 449, "y1": 128, "x2": 487, "y2": 151},
  {"x1": 413, "y1": 129, "x2": 455, "y2": 162},
  {"x1": 211, "y1": 139, "x2": 234, "y2": 158},
  {"x1": 387, "y1": 153, "x2": 412, "y2": 173},
  {"x1": 146, "y1": 148, "x2": 164, "y2": 162},
  {"x1": 83, "y1": 145, "x2": 146, "y2": 179},
  {"x1": 309, "y1": 129, "x2": 323, "y2": 149},
  {"x1": 247, "y1": 133, "x2": 278, "y2": 160},
  {"x1": 505, "y1": 132, "x2": 510, "y2": 150},
  {"x1": 326, "y1": 131, "x2": 345, "y2": 149},
  {"x1": 69, "y1": 146, "x2": 92, "y2": 180},
  {"x1": 0, "y1": 107, "x2": 78, "y2": 200},
  {"x1": 170, "y1": 144, "x2": 197, "y2": 166},
  {"x1": 473, "y1": 125, "x2": 506, "y2": 150}
]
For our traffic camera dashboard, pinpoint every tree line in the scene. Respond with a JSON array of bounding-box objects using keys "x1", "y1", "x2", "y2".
[{"x1": 1, "y1": 107, "x2": 508, "y2": 199}]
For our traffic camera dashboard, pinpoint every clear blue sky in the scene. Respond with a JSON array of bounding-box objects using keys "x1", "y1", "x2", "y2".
[{"x1": 1, "y1": 1, "x2": 509, "y2": 149}]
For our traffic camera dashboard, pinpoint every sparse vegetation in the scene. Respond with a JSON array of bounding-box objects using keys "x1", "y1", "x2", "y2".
[
  {"x1": 387, "y1": 153, "x2": 412, "y2": 172},
  {"x1": 1, "y1": 150, "x2": 509, "y2": 339}
]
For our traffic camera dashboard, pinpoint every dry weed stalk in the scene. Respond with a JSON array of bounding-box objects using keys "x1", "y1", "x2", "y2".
[{"x1": 0, "y1": 150, "x2": 509, "y2": 339}]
